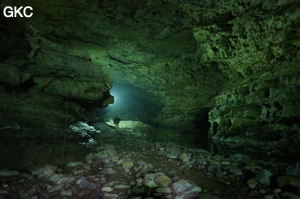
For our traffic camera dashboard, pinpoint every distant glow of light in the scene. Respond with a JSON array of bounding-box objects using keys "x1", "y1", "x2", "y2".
[
  {"x1": 107, "y1": 84, "x2": 123, "y2": 108},
  {"x1": 110, "y1": 90, "x2": 118, "y2": 104},
  {"x1": 105, "y1": 83, "x2": 140, "y2": 114}
]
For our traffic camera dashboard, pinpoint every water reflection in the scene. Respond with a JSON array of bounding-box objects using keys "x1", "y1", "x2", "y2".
[{"x1": 208, "y1": 138, "x2": 297, "y2": 164}]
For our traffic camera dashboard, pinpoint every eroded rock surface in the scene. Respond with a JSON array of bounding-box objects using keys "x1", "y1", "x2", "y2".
[
  {"x1": 0, "y1": 1, "x2": 299, "y2": 147},
  {"x1": 208, "y1": 70, "x2": 300, "y2": 159}
]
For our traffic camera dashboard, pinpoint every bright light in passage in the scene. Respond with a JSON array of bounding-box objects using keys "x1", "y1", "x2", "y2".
[{"x1": 110, "y1": 89, "x2": 118, "y2": 105}]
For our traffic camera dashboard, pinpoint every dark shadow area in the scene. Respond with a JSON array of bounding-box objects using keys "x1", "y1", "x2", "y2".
[
  {"x1": 2, "y1": 77, "x2": 37, "y2": 93},
  {"x1": 64, "y1": 91, "x2": 112, "y2": 110},
  {"x1": 192, "y1": 108, "x2": 211, "y2": 135},
  {"x1": 0, "y1": 17, "x2": 31, "y2": 61},
  {"x1": 182, "y1": 108, "x2": 211, "y2": 150}
]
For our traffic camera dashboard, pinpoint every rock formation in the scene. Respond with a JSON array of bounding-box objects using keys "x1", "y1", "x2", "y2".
[{"x1": 0, "y1": 0, "x2": 299, "y2": 146}]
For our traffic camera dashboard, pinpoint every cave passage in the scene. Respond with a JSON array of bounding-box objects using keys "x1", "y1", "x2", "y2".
[
  {"x1": 0, "y1": 0, "x2": 299, "y2": 198},
  {"x1": 94, "y1": 82, "x2": 213, "y2": 151},
  {"x1": 103, "y1": 82, "x2": 149, "y2": 120},
  {"x1": 94, "y1": 82, "x2": 162, "y2": 126}
]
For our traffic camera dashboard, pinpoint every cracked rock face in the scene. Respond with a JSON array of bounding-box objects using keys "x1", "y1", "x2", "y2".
[
  {"x1": 0, "y1": 0, "x2": 299, "y2": 139},
  {"x1": 209, "y1": 71, "x2": 300, "y2": 141}
]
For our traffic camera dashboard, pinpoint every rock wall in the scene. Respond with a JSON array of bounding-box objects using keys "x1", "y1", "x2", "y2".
[
  {"x1": 209, "y1": 69, "x2": 300, "y2": 141},
  {"x1": 0, "y1": 59, "x2": 113, "y2": 129},
  {"x1": 0, "y1": 15, "x2": 113, "y2": 129},
  {"x1": 0, "y1": 0, "x2": 299, "y2": 135}
]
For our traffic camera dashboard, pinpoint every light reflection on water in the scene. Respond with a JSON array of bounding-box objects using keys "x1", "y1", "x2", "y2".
[{"x1": 208, "y1": 138, "x2": 297, "y2": 164}]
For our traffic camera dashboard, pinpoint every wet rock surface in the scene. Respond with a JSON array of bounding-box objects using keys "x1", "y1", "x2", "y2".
[
  {"x1": 208, "y1": 72, "x2": 300, "y2": 163},
  {"x1": 0, "y1": 1, "x2": 299, "y2": 198},
  {"x1": 0, "y1": 122, "x2": 299, "y2": 199},
  {"x1": 0, "y1": 0, "x2": 299, "y2": 134}
]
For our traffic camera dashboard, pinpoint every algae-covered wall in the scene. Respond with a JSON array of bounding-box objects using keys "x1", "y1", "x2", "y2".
[
  {"x1": 209, "y1": 69, "x2": 300, "y2": 141},
  {"x1": 0, "y1": 0, "x2": 299, "y2": 138}
]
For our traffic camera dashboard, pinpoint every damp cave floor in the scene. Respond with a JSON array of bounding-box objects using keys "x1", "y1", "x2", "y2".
[{"x1": 0, "y1": 126, "x2": 266, "y2": 199}]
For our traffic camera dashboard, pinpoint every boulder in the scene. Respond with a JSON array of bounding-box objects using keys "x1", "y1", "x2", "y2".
[
  {"x1": 156, "y1": 187, "x2": 172, "y2": 193},
  {"x1": 247, "y1": 178, "x2": 258, "y2": 189},
  {"x1": 67, "y1": 162, "x2": 84, "y2": 168},
  {"x1": 56, "y1": 177, "x2": 75, "y2": 185},
  {"x1": 0, "y1": 170, "x2": 20, "y2": 177},
  {"x1": 143, "y1": 173, "x2": 164, "y2": 188},
  {"x1": 175, "y1": 190, "x2": 200, "y2": 199},
  {"x1": 32, "y1": 165, "x2": 57, "y2": 179},
  {"x1": 48, "y1": 174, "x2": 63, "y2": 182},
  {"x1": 208, "y1": 164, "x2": 220, "y2": 173},
  {"x1": 60, "y1": 188, "x2": 72, "y2": 197},
  {"x1": 255, "y1": 169, "x2": 273, "y2": 186},
  {"x1": 155, "y1": 175, "x2": 172, "y2": 188},
  {"x1": 48, "y1": 184, "x2": 64, "y2": 193},
  {"x1": 114, "y1": 184, "x2": 131, "y2": 189},
  {"x1": 79, "y1": 180, "x2": 97, "y2": 190},
  {"x1": 101, "y1": 186, "x2": 114, "y2": 192},
  {"x1": 286, "y1": 163, "x2": 300, "y2": 176},
  {"x1": 171, "y1": 179, "x2": 193, "y2": 194},
  {"x1": 166, "y1": 147, "x2": 182, "y2": 156},
  {"x1": 277, "y1": 175, "x2": 300, "y2": 188},
  {"x1": 131, "y1": 187, "x2": 146, "y2": 194}
]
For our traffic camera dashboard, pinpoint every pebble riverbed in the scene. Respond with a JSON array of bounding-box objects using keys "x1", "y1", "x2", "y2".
[{"x1": 0, "y1": 123, "x2": 299, "y2": 199}]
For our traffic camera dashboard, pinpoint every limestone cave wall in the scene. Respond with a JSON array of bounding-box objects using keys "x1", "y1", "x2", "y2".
[
  {"x1": 209, "y1": 69, "x2": 300, "y2": 142},
  {"x1": 0, "y1": 15, "x2": 114, "y2": 129},
  {"x1": 0, "y1": 0, "x2": 299, "y2": 138}
]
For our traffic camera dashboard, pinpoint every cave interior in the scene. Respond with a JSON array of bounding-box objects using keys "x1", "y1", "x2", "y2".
[{"x1": 0, "y1": 0, "x2": 300, "y2": 198}]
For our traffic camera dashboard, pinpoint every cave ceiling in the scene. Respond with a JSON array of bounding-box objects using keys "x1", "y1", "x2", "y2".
[{"x1": 0, "y1": 0, "x2": 299, "y2": 130}]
